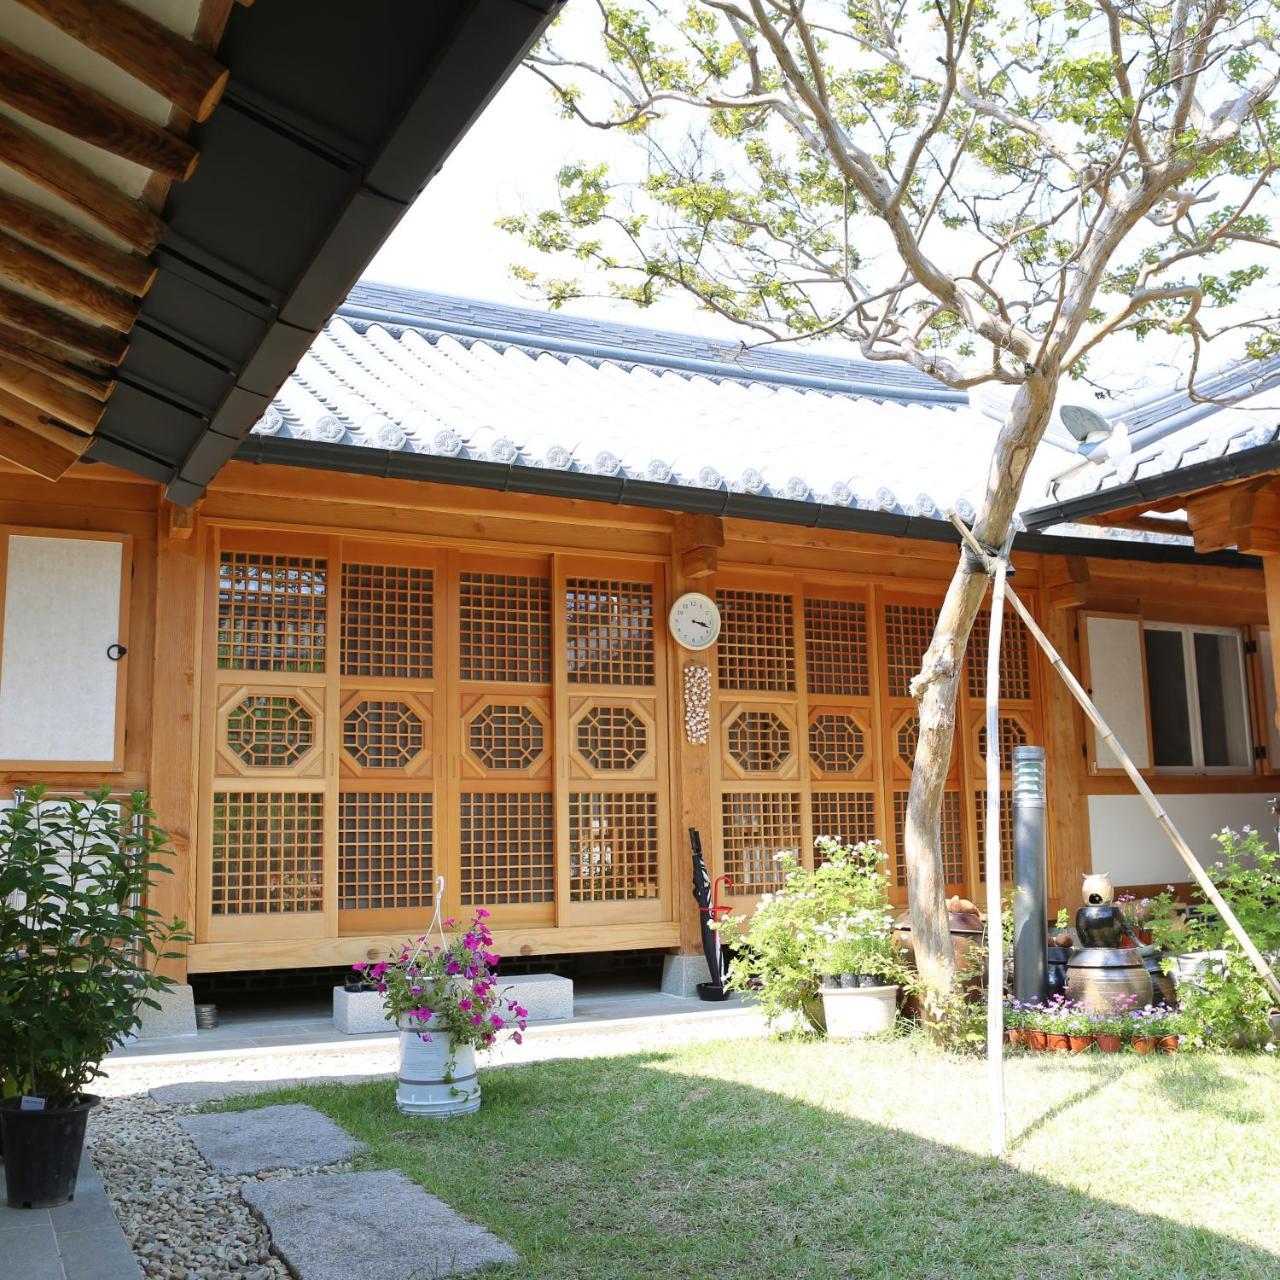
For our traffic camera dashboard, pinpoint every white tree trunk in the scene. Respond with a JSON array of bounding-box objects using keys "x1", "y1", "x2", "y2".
[{"x1": 904, "y1": 378, "x2": 1057, "y2": 1009}]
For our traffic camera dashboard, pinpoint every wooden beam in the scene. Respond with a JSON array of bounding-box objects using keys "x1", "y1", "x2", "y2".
[
  {"x1": 673, "y1": 512, "x2": 726, "y2": 553},
  {"x1": 1187, "y1": 479, "x2": 1280, "y2": 555},
  {"x1": 0, "y1": 322, "x2": 112, "y2": 401},
  {"x1": 0, "y1": 283, "x2": 127, "y2": 366},
  {"x1": 14, "y1": 0, "x2": 230, "y2": 123},
  {"x1": 0, "y1": 39, "x2": 198, "y2": 182},
  {"x1": 0, "y1": 413, "x2": 88, "y2": 480},
  {"x1": 0, "y1": 352, "x2": 105, "y2": 432},
  {"x1": 0, "y1": 113, "x2": 164, "y2": 253},
  {"x1": 0, "y1": 190, "x2": 154, "y2": 296},
  {"x1": 0, "y1": 229, "x2": 137, "y2": 332},
  {"x1": 163, "y1": 501, "x2": 197, "y2": 539},
  {"x1": 1096, "y1": 514, "x2": 1193, "y2": 537},
  {"x1": 679, "y1": 544, "x2": 718, "y2": 579}
]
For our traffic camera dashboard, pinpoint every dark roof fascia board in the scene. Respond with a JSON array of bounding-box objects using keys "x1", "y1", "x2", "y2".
[
  {"x1": 1023, "y1": 441, "x2": 1280, "y2": 530},
  {"x1": 236, "y1": 434, "x2": 1259, "y2": 570},
  {"x1": 339, "y1": 304, "x2": 968, "y2": 404}
]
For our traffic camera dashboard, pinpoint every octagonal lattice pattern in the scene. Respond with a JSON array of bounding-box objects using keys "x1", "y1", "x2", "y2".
[
  {"x1": 576, "y1": 705, "x2": 648, "y2": 771},
  {"x1": 343, "y1": 700, "x2": 425, "y2": 770},
  {"x1": 895, "y1": 714, "x2": 920, "y2": 766},
  {"x1": 468, "y1": 703, "x2": 545, "y2": 771},
  {"x1": 227, "y1": 696, "x2": 315, "y2": 768},
  {"x1": 977, "y1": 716, "x2": 1031, "y2": 773},
  {"x1": 727, "y1": 710, "x2": 791, "y2": 772},
  {"x1": 809, "y1": 713, "x2": 866, "y2": 774}
]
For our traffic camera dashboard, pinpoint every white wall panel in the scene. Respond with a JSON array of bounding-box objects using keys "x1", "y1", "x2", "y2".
[
  {"x1": 1085, "y1": 615, "x2": 1150, "y2": 770},
  {"x1": 0, "y1": 534, "x2": 126, "y2": 764},
  {"x1": 1087, "y1": 792, "x2": 1276, "y2": 887}
]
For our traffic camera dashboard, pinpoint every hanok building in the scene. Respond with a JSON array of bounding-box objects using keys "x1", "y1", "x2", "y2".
[{"x1": 3, "y1": 263, "x2": 1279, "y2": 984}]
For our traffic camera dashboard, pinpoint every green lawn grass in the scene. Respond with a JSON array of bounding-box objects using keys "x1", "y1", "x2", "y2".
[{"x1": 217, "y1": 1036, "x2": 1280, "y2": 1279}]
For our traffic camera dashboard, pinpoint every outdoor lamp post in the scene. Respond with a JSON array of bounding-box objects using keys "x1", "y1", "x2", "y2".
[{"x1": 1012, "y1": 745, "x2": 1048, "y2": 1005}]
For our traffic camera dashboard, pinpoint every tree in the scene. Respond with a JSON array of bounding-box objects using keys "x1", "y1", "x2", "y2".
[{"x1": 502, "y1": 0, "x2": 1280, "y2": 1011}]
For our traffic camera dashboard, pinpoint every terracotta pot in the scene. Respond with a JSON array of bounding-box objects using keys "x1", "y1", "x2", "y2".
[
  {"x1": 1025, "y1": 1029, "x2": 1047, "y2": 1051},
  {"x1": 1006, "y1": 1028, "x2": 1022, "y2": 1048},
  {"x1": 1068, "y1": 1034, "x2": 1094, "y2": 1053},
  {"x1": 1045, "y1": 1032, "x2": 1070, "y2": 1052},
  {"x1": 1158, "y1": 1035, "x2": 1179, "y2": 1055},
  {"x1": 1131, "y1": 1035, "x2": 1156, "y2": 1055},
  {"x1": 1096, "y1": 1033, "x2": 1121, "y2": 1053}
]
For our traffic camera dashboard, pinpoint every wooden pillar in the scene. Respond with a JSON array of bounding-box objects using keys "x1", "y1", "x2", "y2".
[
  {"x1": 670, "y1": 540, "x2": 718, "y2": 957},
  {"x1": 146, "y1": 503, "x2": 202, "y2": 980},
  {"x1": 1262, "y1": 557, "x2": 1280, "y2": 745},
  {"x1": 1040, "y1": 591, "x2": 1090, "y2": 916}
]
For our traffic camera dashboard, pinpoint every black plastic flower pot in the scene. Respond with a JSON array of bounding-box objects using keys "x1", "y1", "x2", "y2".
[{"x1": 0, "y1": 1094, "x2": 100, "y2": 1208}]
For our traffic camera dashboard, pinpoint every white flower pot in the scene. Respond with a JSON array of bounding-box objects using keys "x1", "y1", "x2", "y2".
[
  {"x1": 819, "y1": 984, "x2": 899, "y2": 1039},
  {"x1": 396, "y1": 1015, "x2": 481, "y2": 1117}
]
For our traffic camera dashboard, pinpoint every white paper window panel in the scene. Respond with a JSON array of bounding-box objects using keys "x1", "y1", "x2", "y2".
[
  {"x1": 1257, "y1": 630, "x2": 1280, "y2": 768},
  {"x1": 0, "y1": 535, "x2": 124, "y2": 764},
  {"x1": 1088, "y1": 792, "x2": 1276, "y2": 886},
  {"x1": 1085, "y1": 615, "x2": 1150, "y2": 771}
]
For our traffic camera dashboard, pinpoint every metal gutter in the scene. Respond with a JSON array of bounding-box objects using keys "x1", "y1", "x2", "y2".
[
  {"x1": 1023, "y1": 440, "x2": 1280, "y2": 530},
  {"x1": 337, "y1": 303, "x2": 968, "y2": 405},
  {"x1": 236, "y1": 435, "x2": 1259, "y2": 569}
]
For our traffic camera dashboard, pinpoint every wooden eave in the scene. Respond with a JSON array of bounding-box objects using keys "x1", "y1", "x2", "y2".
[{"x1": 0, "y1": 0, "x2": 561, "y2": 496}]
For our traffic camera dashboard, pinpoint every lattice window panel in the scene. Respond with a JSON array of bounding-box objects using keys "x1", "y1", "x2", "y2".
[
  {"x1": 468, "y1": 703, "x2": 545, "y2": 770},
  {"x1": 576, "y1": 705, "x2": 647, "y2": 771},
  {"x1": 459, "y1": 792, "x2": 555, "y2": 905},
  {"x1": 883, "y1": 602, "x2": 939, "y2": 698},
  {"x1": 895, "y1": 715, "x2": 920, "y2": 767},
  {"x1": 809, "y1": 713, "x2": 866, "y2": 774},
  {"x1": 566, "y1": 578, "x2": 655, "y2": 685},
  {"x1": 210, "y1": 792, "x2": 324, "y2": 914},
  {"x1": 966, "y1": 611, "x2": 1034, "y2": 702},
  {"x1": 727, "y1": 710, "x2": 792, "y2": 772},
  {"x1": 343, "y1": 700, "x2": 425, "y2": 770},
  {"x1": 226, "y1": 696, "x2": 315, "y2": 768},
  {"x1": 975, "y1": 788, "x2": 1015, "y2": 882},
  {"x1": 459, "y1": 572, "x2": 551, "y2": 683},
  {"x1": 721, "y1": 791, "x2": 801, "y2": 894},
  {"x1": 568, "y1": 792, "x2": 660, "y2": 901},
  {"x1": 977, "y1": 716, "x2": 1030, "y2": 774},
  {"x1": 338, "y1": 792, "x2": 433, "y2": 910},
  {"x1": 891, "y1": 789, "x2": 965, "y2": 887},
  {"x1": 811, "y1": 791, "x2": 878, "y2": 861},
  {"x1": 805, "y1": 598, "x2": 869, "y2": 696},
  {"x1": 341, "y1": 563, "x2": 433, "y2": 680},
  {"x1": 217, "y1": 552, "x2": 326, "y2": 672},
  {"x1": 716, "y1": 589, "x2": 795, "y2": 692}
]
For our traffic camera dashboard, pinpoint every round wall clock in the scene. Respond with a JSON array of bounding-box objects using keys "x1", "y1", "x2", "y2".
[{"x1": 668, "y1": 591, "x2": 721, "y2": 651}]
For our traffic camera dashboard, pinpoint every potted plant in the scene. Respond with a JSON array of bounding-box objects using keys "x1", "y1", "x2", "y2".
[
  {"x1": 1091, "y1": 1008, "x2": 1124, "y2": 1053},
  {"x1": 1138, "y1": 1005, "x2": 1185, "y2": 1054},
  {"x1": 1065, "y1": 1004, "x2": 1095, "y2": 1053},
  {"x1": 0, "y1": 787, "x2": 189, "y2": 1208},
  {"x1": 1129, "y1": 1006, "x2": 1159, "y2": 1054},
  {"x1": 1003, "y1": 999, "x2": 1027, "y2": 1048},
  {"x1": 718, "y1": 837, "x2": 910, "y2": 1037},
  {"x1": 1021, "y1": 1004, "x2": 1048, "y2": 1051},
  {"x1": 1039, "y1": 996, "x2": 1074, "y2": 1051},
  {"x1": 352, "y1": 908, "x2": 527, "y2": 1116}
]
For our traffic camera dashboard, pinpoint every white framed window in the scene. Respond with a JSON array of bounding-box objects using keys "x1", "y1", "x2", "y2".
[{"x1": 1142, "y1": 622, "x2": 1252, "y2": 773}]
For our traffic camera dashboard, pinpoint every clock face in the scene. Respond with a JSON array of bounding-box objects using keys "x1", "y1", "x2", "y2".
[{"x1": 668, "y1": 592, "x2": 722, "y2": 651}]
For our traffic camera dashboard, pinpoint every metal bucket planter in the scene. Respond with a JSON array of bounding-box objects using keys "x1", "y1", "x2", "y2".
[
  {"x1": 819, "y1": 985, "x2": 898, "y2": 1039},
  {"x1": 396, "y1": 1016, "x2": 481, "y2": 1117}
]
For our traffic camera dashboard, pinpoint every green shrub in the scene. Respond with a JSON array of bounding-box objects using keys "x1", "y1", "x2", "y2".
[
  {"x1": 716, "y1": 837, "x2": 909, "y2": 1033},
  {"x1": 0, "y1": 787, "x2": 189, "y2": 1104}
]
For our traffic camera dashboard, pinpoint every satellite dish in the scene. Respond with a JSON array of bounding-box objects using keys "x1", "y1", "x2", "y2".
[{"x1": 1060, "y1": 404, "x2": 1113, "y2": 442}]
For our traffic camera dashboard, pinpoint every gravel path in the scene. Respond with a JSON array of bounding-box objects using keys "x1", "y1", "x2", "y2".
[{"x1": 88, "y1": 1005, "x2": 766, "y2": 1278}]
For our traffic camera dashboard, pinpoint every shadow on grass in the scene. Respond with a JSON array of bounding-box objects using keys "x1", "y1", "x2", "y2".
[{"x1": 209, "y1": 1049, "x2": 1280, "y2": 1280}]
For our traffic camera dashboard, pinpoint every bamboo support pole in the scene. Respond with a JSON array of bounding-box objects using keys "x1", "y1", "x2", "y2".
[
  {"x1": 947, "y1": 510, "x2": 1280, "y2": 1007},
  {"x1": 982, "y1": 530, "x2": 1015, "y2": 1160}
]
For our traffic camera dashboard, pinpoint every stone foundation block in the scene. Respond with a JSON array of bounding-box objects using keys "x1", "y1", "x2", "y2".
[
  {"x1": 333, "y1": 986, "x2": 395, "y2": 1035},
  {"x1": 134, "y1": 983, "x2": 197, "y2": 1039},
  {"x1": 661, "y1": 953, "x2": 712, "y2": 997},
  {"x1": 497, "y1": 972, "x2": 573, "y2": 1022}
]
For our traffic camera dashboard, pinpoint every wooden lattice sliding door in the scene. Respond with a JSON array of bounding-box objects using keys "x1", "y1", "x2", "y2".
[{"x1": 198, "y1": 533, "x2": 674, "y2": 948}]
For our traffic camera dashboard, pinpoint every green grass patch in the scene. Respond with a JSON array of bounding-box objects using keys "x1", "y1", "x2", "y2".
[{"x1": 215, "y1": 1036, "x2": 1280, "y2": 1279}]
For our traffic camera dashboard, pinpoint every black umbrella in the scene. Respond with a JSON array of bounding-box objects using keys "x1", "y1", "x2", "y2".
[{"x1": 689, "y1": 828, "x2": 730, "y2": 1001}]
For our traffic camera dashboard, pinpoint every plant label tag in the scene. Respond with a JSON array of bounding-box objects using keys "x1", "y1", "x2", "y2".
[{"x1": 19, "y1": 1095, "x2": 45, "y2": 1111}]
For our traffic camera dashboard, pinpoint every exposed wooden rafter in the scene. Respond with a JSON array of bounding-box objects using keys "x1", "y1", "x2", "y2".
[
  {"x1": 12, "y1": 0, "x2": 230, "y2": 122},
  {"x1": 0, "y1": 39, "x2": 199, "y2": 182},
  {"x1": 1186, "y1": 475, "x2": 1280, "y2": 555},
  {"x1": 0, "y1": 0, "x2": 235, "y2": 477}
]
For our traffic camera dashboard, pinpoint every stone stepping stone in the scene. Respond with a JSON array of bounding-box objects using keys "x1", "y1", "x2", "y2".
[
  {"x1": 242, "y1": 1170, "x2": 517, "y2": 1279},
  {"x1": 152, "y1": 1073, "x2": 382, "y2": 1107},
  {"x1": 177, "y1": 1103, "x2": 365, "y2": 1174}
]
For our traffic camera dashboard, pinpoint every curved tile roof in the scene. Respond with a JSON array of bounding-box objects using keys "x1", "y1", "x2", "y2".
[{"x1": 252, "y1": 285, "x2": 1075, "y2": 527}]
